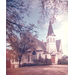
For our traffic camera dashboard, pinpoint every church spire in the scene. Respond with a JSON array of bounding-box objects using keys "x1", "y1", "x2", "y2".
[{"x1": 47, "y1": 21, "x2": 55, "y2": 36}]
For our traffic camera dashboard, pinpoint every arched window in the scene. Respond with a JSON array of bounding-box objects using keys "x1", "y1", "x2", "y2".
[
  {"x1": 39, "y1": 54, "x2": 41, "y2": 58},
  {"x1": 45, "y1": 55, "x2": 47, "y2": 59},
  {"x1": 32, "y1": 51, "x2": 36, "y2": 55}
]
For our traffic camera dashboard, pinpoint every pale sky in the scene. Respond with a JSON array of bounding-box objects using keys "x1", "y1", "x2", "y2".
[{"x1": 6, "y1": 0, "x2": 68, "y2": 56}]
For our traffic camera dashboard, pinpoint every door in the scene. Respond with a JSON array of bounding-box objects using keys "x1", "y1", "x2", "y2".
[{"x1": 51, "y1": 55, "x2": 55, "y2": 63}]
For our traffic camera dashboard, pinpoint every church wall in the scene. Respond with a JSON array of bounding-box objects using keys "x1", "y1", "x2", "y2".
[
  {"x1": 59, "y1": 42, "x2": 63, "y2": 53},
  {"x1": 21, "y1": 54, "x2": 28, "y2": 64},
  {"x1": 57, "y1": 52, "x2": 62, "y2": 59},
  {"x1": 56, "y1": 42, "x2": 63, "y2": 60},
  {"x1": 43, "y1": 53, "x2": 51, "y2": 59},
  {"x1": 36, "y1": 51, "x2": 44, "y2": 59},
  {"x1": 20, "y1": 51, "x2": 46, "y2": 64},
  {"x1": 46, "y1": 35, "x2": 57, "y2": 53},
  {"x1": 21, "y1": 51, "x2": 52, "y2": 64},
  {"x1": 55, "y1": 54, "x2": 58, "y2": 64}
]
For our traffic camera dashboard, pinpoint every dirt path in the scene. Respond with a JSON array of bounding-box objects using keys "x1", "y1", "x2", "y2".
[{"x1": 6, "y1": 65, "x2": 68, "y2": 75}]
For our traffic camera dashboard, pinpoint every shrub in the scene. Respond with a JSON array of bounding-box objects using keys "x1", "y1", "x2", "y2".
[
  {"x1": 21, "y1": 58, "x2": 52, "y2": 67},
  {"x1": 22, "y1": 63, "x2": 27, "y2": 67},
  {"x1": 45, "y1": 59, "x2": 52, "y2": 65},
  {"x1": 34, "y1": 58, "x2": 52, "y2": 65},
  {"x1": 58, "y1": 59, "x2": 68, "y2": 65}
]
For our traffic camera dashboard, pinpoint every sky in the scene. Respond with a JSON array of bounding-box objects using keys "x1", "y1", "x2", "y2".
[
  {"x1": 6, "y1": 0, "x2": 68, "y2": 56},
  {"x1": 23, "y1": 1, "x2": 68, "y2": 56}
]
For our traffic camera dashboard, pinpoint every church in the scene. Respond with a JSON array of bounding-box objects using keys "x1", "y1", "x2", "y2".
[{"x1": 11, "y1": 22, "x2": 63, "y2": 68}]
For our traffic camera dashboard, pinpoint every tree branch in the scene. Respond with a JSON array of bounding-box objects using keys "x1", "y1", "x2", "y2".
[{"x1": 6, "y1": 19, "x2": 22, "y2": 29}]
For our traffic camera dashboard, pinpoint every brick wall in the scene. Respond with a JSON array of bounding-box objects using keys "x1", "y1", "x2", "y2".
[{"x1": 6, "y1": 60, "x2": 11, "y2": 68}]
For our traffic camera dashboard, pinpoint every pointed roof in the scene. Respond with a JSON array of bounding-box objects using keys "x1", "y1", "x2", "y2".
[{"x1": 47, "y1": 21, "x2": 55, "y2": 36}]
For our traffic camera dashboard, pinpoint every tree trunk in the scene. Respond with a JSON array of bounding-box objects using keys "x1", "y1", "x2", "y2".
[
  {"x1": 19, "y1": 59, "x2": 21, "y2": 67},
  {"x1": 19, "y1": 56, "x2": 21, "y2": 67}
]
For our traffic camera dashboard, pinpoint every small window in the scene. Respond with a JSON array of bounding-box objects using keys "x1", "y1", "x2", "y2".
[
  {"x1": 45, "y1": 55, "x2": 47, "y2": 59},
  {"x1": 28, "y1": 59, "x2": 29, "y2": 62},
  {"x1": 28, "y1": 55, "x2": 30, "y2": 62},
  {"x1": 39, "y1": 54, "x2": 41, "y2": 58},
  {"x1": 39, "y1": 54, "x2": 41, "y2": 60},
  {"x1": 39, "y1": 54, "x2": 41, "y2": 57}
]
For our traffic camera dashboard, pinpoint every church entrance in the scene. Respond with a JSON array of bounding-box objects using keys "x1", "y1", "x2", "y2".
[{"x1": 51, "y1": 55, "x2": 55, "y2": 63}]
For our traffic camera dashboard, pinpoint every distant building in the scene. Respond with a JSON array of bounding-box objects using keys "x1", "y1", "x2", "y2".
[
  {"x1": 11, "y1": 22, "x2": 63, "y2": 68},
  {"x1": 6, "y1": 49, "x2": 11, "y2": 68}
]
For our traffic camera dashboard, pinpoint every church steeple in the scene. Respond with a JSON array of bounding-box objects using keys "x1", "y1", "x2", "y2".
[
  {"x1": 47, "y1": 21, "x2": 55, "y2": 36},
  {"x1": 46, "y1": 21, "x2": 56, "y2": 53}
]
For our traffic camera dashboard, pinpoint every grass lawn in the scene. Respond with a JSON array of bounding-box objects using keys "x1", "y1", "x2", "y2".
[{"x1": 6, "y1": 65, "x2": 68, "y2": 75}]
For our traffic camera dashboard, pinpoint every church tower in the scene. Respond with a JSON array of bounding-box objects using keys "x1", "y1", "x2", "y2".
[{"x1": 46, "y1": 21, "x2": 57, "y2": 54}]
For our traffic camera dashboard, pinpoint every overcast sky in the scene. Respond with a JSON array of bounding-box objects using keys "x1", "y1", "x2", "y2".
[{"x1": 6, "y1": 0, "x2": 68, "y2": 56}]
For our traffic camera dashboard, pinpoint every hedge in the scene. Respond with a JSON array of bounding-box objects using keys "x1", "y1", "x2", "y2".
[
  {"x1": 58, "y1": 59, "x2": 68, "y2": 65},
  {"x1": 21, "y1": 59, "x2": 52, "y2": 67},
  {"x1": 34, "y1": 58, "x2": 52, "y2": 65}
]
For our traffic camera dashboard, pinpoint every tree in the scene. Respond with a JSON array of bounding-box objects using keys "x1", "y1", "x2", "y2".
[
  {"x1": 6, "y1": 0, "x2": 32, "y2": 26},
  {"x1": 62, "y1": 55, "x2": 68, "y2": 60},
  {"x1": 38, "y1": 0, "x2": 68, "y2": 25},
  {"x1": 6, "y1": 0, "x2": 38, "y2": 45},
  {"x1": 6, "y1": 0, "x2": 68, "y2": 34},
  {"x1": 6, "y1": 0, "x2": 38, "y2": 67},
  {"x1": 8, "y1": 29, "x2": 37, "y2": 67},
  {"x1": 6, "y1": 0, "x2": 68, "y2": 42}
]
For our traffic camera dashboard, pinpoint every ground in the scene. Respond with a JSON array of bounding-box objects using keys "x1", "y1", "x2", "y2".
[{"x1": 6, "y1": 65, "x2": 68, "y2": 75}]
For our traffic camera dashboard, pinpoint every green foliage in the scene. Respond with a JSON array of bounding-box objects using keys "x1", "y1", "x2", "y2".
[
  {"x1": 21, "y1": 58, "x2": 52, "y2": 67},
  {"x1": 58, "y1": 59, "x2": 68, "y2": 65},
  {"x1": 45, "y1": 59, "x2": 52, "y2": 65},
  {"x1": 34, "y1": 58, "x2": 52, "y2": 65}
]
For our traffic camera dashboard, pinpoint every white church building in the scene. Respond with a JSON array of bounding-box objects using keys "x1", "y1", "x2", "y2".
[{"x1": 11, "y1": 22, "x2": 63, "y2": 68}]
